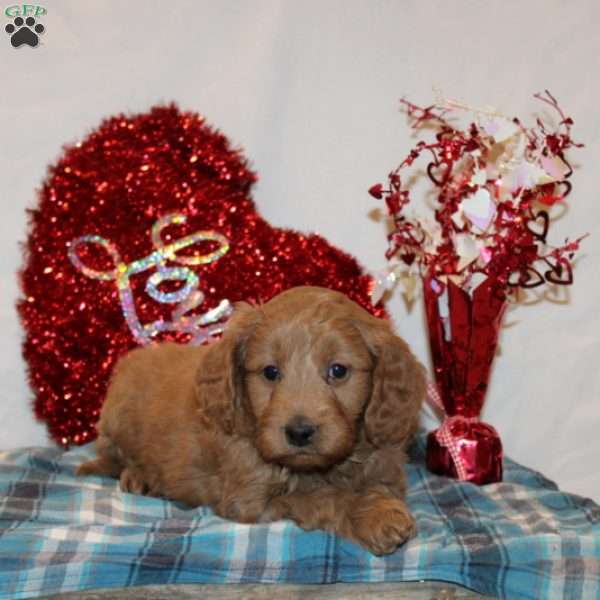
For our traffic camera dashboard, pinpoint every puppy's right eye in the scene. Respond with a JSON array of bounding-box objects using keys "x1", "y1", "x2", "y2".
[{"x1": 263, "y1": 365, "x2": 280, "y2": 381}]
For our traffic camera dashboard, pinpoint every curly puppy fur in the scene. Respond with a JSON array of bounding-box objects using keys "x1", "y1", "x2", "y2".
[{"x1": 77, "y1": 286, "x2": 426, "y2": 555}]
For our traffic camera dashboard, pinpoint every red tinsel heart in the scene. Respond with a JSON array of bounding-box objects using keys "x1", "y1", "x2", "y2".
[
  {"x1": 544, "y1": 257, "x2": 574, "y2": 285},
  {"x1": 426, "y1": 161, "x2": 451, "y2": 187},
  {"x1": 507, "y1": 266, "x2": 545, "y2": 288},
  {"x1": 525, "y1": 210, "x2": 549, "y2": 242},
  {"x1": 18, "y1": 104, "x2": 384, "y2": 446},
  {"x1": 557, "y1": 179, "x2": 573, "y2": 199}
]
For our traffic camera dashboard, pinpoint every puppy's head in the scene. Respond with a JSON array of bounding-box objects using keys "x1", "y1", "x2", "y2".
[{"x1": 195, "y1": 286, "x2": 425, "y2": 471}]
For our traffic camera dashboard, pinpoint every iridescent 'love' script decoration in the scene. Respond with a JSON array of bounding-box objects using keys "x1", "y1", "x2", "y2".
[
  {"x1": 370, "y1": 91, "x2": 586, "y2": 484},
  {"x1": 19, "y1": 104, "x2": 382, "y2": 446},
  {"x1": 68, "y1": 213, "x2": 232, "y2": 345}
]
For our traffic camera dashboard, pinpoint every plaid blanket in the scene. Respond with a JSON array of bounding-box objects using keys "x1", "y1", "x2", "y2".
[{"x1": 0, "y1": 435, "x2": 598, "y2": 600}]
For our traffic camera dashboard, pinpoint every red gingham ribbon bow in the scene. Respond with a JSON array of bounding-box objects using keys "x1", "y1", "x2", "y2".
[{"x1": 426, "y1": 380, "x2": 479, "y2": 481}]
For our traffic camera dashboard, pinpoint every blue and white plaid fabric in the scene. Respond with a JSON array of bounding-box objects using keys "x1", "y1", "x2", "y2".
[{"x1": 1, "y1": 435, "x2": 599, "y2": 599}]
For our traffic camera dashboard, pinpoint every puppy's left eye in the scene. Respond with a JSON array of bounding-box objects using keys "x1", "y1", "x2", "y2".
[
  {"x1": 263, "y1": 365, "x2": 280, "y2": 381},
  {"x1": 327, "y1": 363, "x2": 348, "y2": 381}
]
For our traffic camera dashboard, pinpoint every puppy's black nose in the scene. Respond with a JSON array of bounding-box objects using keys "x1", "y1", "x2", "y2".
[{"x1": 285, "y1": 417, "x2": 317, "y2": 447}]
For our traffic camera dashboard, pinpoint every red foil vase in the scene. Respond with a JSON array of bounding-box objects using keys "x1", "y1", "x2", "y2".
[{"x1": 423, "y1": 275, "x2": 506, "y2": 485}]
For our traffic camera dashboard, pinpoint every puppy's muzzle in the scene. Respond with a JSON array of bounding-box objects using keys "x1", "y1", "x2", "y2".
[{"x1": 285, "y1": 416, "x2": 317, "y2": 447}]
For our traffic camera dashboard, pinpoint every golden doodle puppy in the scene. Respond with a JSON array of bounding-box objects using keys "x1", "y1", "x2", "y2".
[{"x1": 77, "y1": 286, "x2": 426, "y2": 555}]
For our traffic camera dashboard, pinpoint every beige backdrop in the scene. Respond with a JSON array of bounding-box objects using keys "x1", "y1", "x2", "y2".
[{"x1": 1, "y1": 0, "x2": 599, "y2": 501}]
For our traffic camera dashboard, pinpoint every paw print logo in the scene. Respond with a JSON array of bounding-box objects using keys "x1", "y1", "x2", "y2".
[{"x1": 5, "y1": 16, "x2": 44, "y2": 47}]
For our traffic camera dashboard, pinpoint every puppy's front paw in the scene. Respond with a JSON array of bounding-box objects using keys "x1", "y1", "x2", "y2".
[
  {"x1": 350, "y1": 494, "x2": 416, "y2": 555},
  {"x1": 76, "y1": 457, "x2": 121, "y2": 478},
  {"x1": 119, "y1": 467, "x2": 148, "y2": 495},
  {"x1": 76, "y1": 459, "x2": 102, "y2": 477}
]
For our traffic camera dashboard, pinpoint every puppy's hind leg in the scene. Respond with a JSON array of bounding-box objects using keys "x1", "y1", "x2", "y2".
[{"x1": 76, "y1": 433, "x2": 123, "y2": 479}]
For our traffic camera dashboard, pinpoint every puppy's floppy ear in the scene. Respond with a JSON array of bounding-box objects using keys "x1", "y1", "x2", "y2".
[
  {"x1": 354, "y1": 315, "x2": 426, "y2": 448},
  {"x1": 195, "y1": 302, "x2": 260, "y2": 435}
]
